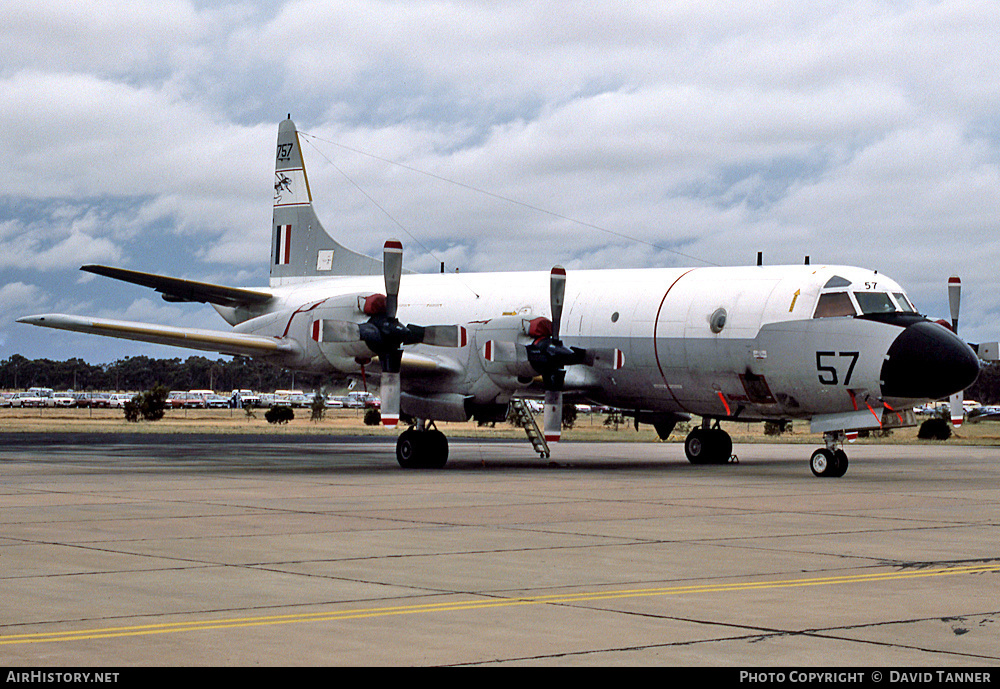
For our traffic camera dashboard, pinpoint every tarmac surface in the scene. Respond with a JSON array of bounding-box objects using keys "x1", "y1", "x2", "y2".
[{"x1": 1, "y1": 434, "x2": 999, "y2": 667}]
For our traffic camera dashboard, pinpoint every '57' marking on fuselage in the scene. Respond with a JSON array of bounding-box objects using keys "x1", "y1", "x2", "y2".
[{"x1": 816, "y1": 351, "x2": 860, "y2": 386}]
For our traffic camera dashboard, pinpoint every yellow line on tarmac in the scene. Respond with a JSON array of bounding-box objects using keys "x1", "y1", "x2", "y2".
[{"x1": 2, "y1": 564, "x2": 996, "y2": 646}]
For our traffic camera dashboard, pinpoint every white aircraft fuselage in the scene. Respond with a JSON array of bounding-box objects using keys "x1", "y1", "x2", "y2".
[{"x1": 221, "y1": 261, "x2": 972, "y2": 428}]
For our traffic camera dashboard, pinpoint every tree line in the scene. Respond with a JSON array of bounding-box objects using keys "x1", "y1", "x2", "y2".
[
  {"x1": 967, "y1": 362, "x2": 1000, "y2": 405},
  {"x1": 0, "y1": 354, "x2": 332, "y2": 393},
  {"x1": 3, "y1": 352, "x2": 999, "y2": 405}
]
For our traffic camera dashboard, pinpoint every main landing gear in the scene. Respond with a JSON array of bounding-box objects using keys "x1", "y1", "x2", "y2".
[
  {"x1": 810, "y1": 432, "x2": 849, "y2": 478},
  {"x1": 684, "y1": 422, "x2": 851, "y2": 477},
  {"x1": 684, "y1": 422, "x2": 733, "y2": 465},
  {"x1": 395, "y1": 420, "x2": 449, "y2": 469}
]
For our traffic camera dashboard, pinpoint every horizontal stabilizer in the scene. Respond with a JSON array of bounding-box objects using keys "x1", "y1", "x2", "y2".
[
  {"x1": 82, "y1": 265, "x2": 273, "y2": 307},
  {"x1": 17, "y1": 314, "x2": 295, "y2": 358}
]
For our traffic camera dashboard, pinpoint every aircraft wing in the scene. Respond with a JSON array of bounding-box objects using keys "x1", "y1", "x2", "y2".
[
  {"x1": 16, "y1": 314, "x2": 296, "y2": 358},
  {"x1": 81, "y1": 265, "x2": 273, "y2": 307}
]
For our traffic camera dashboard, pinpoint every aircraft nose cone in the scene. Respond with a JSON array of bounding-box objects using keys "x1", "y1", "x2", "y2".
[{"x1": 880, "y1": 321, "x2": 980, "y2": 400}]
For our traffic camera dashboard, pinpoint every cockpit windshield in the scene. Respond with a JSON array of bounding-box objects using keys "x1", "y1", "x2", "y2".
[
  {"x1": 853, "y1": 292, "x2": 896, "y2": 315},
  {"x1": 813, "y1": 292, "x2": 857, "y2": 318},
  {"x1": 813, "y1": 291, "x2": 919, "y2": 319},
  {"x1": 893, "y1": 292, "x2": 916, "y2": 313}
]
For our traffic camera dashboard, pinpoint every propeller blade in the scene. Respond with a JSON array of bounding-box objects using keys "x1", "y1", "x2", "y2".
[
  {"x1": 948, "y1": 276, "x2": 963, "y2": 427},
  {"x1": 483, "y1": 340, "x2": 521, "y2": 363},
  {"x1": 948, "y1": 276, "x2": 961, "y2": 332},
  {"x1": 383, "y1": 239, "x2": 403, "y2": 319},
  {"x1": 549, "y1": 266, "x2": 566, "y2": 340},
  {"x1": 950, "y1": 391, "x2": 964, "y2": 428},
  {"x1": 581, "y1": 347, "x2": 625, "y2": 370},
  {"x1": 381, "y1": 370, "x2": 401, "y2": 428},
  {"x1": 543, "y1": 389, "x2": 562, "y2": 443},
  {"x1": 420, "y1": 325, "x2": 468, "y2": 348},
  {"x1": 312, "y1": 319, "x2": 361, "y2": 343}
]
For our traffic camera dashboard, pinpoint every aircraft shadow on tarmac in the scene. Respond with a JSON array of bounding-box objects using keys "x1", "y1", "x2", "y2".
[{"x1": 0, "y1": 432, "x2": 821, "y2": 476}]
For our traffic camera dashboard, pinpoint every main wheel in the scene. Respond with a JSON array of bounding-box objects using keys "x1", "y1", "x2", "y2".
[
  {"x1": 708, "y1": 428, "x2": 732, "y2": 464},
  {"x1": 685, "y1": 428, "x2": 709, "y2": 464},
  {"x1": 832, "y1": 449, "x2": 849, "y2": 477},
  {"x1": 396, "y1": 429, "x2": 421, "y2": 469},
  {"x1": 685, "y1": 428, "x2": 732, "y2": 465},
  {"x1": 395, "y1": 429, "x2": 449, "y2": 469},
  {"x1": 423, "y1": 430, "x2": 449, "y2": 469}
]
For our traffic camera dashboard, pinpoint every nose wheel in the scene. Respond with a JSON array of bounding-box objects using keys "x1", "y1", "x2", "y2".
[{"x1": 810, "y1": 434, "x2": 849, "y2": 477}]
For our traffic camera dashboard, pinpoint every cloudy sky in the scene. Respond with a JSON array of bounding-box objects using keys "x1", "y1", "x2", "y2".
[{"x1": 2, "y1": 0, "x2": 999, "y2": 363}]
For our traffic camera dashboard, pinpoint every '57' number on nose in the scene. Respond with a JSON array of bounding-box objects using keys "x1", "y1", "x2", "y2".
[{"x1": 816, "y1": 351, "x2": 860, "y2": 386}]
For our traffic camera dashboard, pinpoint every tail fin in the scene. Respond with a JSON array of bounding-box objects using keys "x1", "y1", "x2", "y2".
[{"x1": 271, "y1": 116, "x2": 382, "y2": 285}]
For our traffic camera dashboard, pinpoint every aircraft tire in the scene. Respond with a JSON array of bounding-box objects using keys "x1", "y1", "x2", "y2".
[
  {"x1": 810, "y1": 448, "x2": 843, "y2": 477},
  {"x1": 832, "y1": 449, "x2": 849, "y2": 477},
  {"x1": 684, "y1": 429, "x2": 709, "y2": 464},
  {"x1": 709, "y1": 429, "x2": 732, "y2": 464},
  {"x1": 685, "y1": 428, "x2": 731, "y2": 465},
  {"x1": 396, "y1": 430, "x2": 421, "y2": 469},
  {"x1": 423, "y1": 430, "x2": 449, "y2": 469},
  {"x1": 395, "y1": 429, "x2": 449, "y2": 469}
]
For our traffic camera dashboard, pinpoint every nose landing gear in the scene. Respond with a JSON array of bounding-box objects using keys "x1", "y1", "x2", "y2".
[{"x1": 810, "y1": 432, "x2": 849, "y2": 477}]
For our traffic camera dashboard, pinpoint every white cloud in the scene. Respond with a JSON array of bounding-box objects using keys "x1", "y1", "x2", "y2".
[
  {"x1": 3, "y1": 0, "x2": 1000, "y2": 359},
  {"x1": 0, "y1": 281, "x2": 47, "y2": 310},
  {"x1": 0, "y1": 226, "x2": 121, "y2": 271}
]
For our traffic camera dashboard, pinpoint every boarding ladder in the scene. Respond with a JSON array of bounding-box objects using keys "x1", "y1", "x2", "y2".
[{"x1": 509, "y1": 398, "x2": 550, "y2": 459}]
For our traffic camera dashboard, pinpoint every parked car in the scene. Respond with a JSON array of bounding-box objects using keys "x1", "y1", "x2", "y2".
[
  {"x1": 167, "y1": 391, "x2": 206, "y2": 408},
  {"x1": 286, "y1": 393, "x2": 311, "y2": 408},
  {"x1": 84, "y1": 393, "x2": 111, "y2": 408},
  {"x1": 44, "y1": 393, "x2": 76, "y2": 407},
  {"x1": 230, "y1": 390, "x2": 261, "y2": 408},
  {"x1": 108, "y1": 393, "x2": 136, "y2": 408},
  {"x1": 204, "y1": 395, "x2": 229, "y2": 408},
  {"x1": 10, "y1": 391, "x2": 45, "y2": 407},
  {"x1": 183, "y1": 395, "x2": 207, "y2": 408}
]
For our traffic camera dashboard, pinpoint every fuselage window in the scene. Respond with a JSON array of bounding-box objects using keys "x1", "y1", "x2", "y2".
[
  {"x1": 892, "y1": 292, "x2": 916, "y2": 313},
  {"x1": 854, "y1": 292, "x2": 896, "y2": 315},
  {"x1": 813, "y1": 292, "x2": 857, "y2": 318}
]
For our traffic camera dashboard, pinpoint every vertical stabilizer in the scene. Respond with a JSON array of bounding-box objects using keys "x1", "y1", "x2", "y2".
[{"x1": 271, "y1": 117, "x2": 382, "y2": 285}]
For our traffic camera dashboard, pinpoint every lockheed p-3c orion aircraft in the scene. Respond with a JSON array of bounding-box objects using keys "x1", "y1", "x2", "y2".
[{"x1": 18, "y1": 117, "x2": 984, "y2": 477}]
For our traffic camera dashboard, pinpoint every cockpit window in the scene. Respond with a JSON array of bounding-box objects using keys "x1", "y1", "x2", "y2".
[
  {"x1": 854, "y1": 292, "x2": 896, "y2": 315},
  {"x1": 813, "y1": 292, "x2": 857, "y2": 318},
  {"x1": 893, "y1": 292, "x2": 916, "y2": 313},
  {"x1": 823, "y1": 276, "x2": 852, "y2": 289}
]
